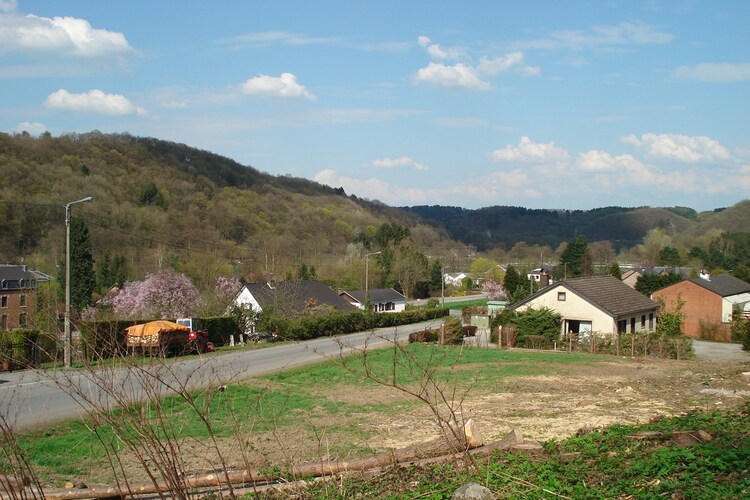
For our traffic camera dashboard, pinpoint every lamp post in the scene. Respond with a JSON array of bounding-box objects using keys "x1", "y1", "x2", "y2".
[
  {"x1": 64, "y1": 196, "x2": 93, "y2": 367},
  {"x1": 441, "y1": 264, "x2": 445, "y2": 308},
  {"x1": 364, "y1": 251, "x2": 381, "y2": 311}
]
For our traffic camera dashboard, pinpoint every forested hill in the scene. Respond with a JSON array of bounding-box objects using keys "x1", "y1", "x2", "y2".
[
  {"x1": 0, "y1": 131, "x2": 446, "y2": 285},
  {"x1": 403, "y1": 202, "x2": 750, "y2": 252}
]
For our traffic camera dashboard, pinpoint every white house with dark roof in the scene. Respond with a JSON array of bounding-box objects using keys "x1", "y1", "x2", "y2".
[
  {"x1": 339, "y1": 288, "x2": 407, "y2": 313},
  {"x1": 510, "y1": 275, "x2": 659, "y2": 338},
  {"x1": 232, "y1": 280, "x2": 356, "y2": 318}
]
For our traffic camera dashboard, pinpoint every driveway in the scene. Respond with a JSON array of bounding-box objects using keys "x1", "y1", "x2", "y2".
[{"x1": 692, "y1": 340, "x2": 749, "y2": 363}]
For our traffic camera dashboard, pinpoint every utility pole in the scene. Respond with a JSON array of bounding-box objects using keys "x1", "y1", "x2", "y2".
[
  {"x1": 365, "y1": 251, "x2": 381, "y2": 311},
  {"x1": 64, "y1": 196, "x2": 93, "y2": 368}
]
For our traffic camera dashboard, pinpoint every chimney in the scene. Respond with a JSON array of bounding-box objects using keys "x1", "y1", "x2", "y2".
[{"x1": 540, "y1": 271, "x2": 550, "y2": 288}]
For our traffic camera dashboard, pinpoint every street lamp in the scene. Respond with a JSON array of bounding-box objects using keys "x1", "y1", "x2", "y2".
[
  {"x1": 364, "y1": 251, "x2": 381, "y2": 311},
  {"x1": 64, "y1": 196, "x2": 93, "y2": 367},
  {"x1": 441, "y1": 264, "x2": 445, "y2": 308}
]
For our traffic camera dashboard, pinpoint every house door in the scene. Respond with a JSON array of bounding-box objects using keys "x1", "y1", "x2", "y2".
[{"x1": 565, "y1": 320, "x2": 592, "y2": 335}]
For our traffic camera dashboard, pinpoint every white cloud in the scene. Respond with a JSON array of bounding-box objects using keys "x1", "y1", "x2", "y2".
[
  {"x1": 14, "y1": 121, "x2": 46, "y2": 134},
  {"x1": 476, "y1": 52, "x2": 524, "y2": 75},
  {"x1": 161, "y1": 100, "x2": 188, "y2": 109},
  {"x1": 220, "y1": 31, "x2": 342, "y2": 47},
  {"x1": 622, "y1": 133, "x2": 731, "y2": 163},
  {"x1": 314, "y1": 169, "x2": 429, "y2": 205},
  {"x1": 414, "y1": 36, "x2": 538, "y2": 90},
  {"x1": 414, "y1": 62, "x2": 492, "y2": 90},
  {"x1": 417, "y1": 35, "x2": 463, "y2": 60},
  {"x1": 0, "y1": 0, "x2": 17, "y2": 13},
  {"x1": 513, "y1": 22, "x2": 673, "y2": 52},
  {"x1": 576, "y1": 150, "x2": 656, "y2": 183},
  {"x1": 489, "y1": 136, "x2": 570, "y2": 163},
  {"x1": 372, "y1": 156, "x2": 428, "y2": 171},
  {"x1": 0, "y1": 12, "x2": 133, "y2": 58},
  {"x1": 672, "y1": 63, "x2": 750, "y2": 82},
  {"x1": 45, "y1": 89, "x2": 146, "y2": 115},
  {"x1": 240, "y1": 72, "x2": 316, "y2": 100}
]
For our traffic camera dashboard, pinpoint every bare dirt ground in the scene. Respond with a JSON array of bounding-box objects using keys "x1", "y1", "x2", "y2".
[{"x1": 196, "y1": 346, "x2": 750, "y2": 472}]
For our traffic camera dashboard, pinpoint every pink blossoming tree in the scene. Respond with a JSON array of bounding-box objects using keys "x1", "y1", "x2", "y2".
[{"x1": 106, "y1": 268, "x2": 202, "y2": 319}]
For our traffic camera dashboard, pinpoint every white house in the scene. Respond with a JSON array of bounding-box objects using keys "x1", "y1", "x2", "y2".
[
  {"x1": 444, "y1": 272, "x2": 468, "y2": 287},
  {"x1": 339, "y1": 288, "x2": 407, "y2": 313},
  {"x1": 510, "y1": 275, "x2": 659, "y2": 337},
  {"x1": 232, "y1": 280, "x2": 356, "y2": 333}
]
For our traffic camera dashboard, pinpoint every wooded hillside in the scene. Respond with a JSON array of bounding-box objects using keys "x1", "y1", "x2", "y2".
[
  {"x1": 404, "y1": 202, "x2": 750, "y2": 252},
  {"x1": 0, "y1": 131, "x2": 456, "y2": 291},
  {"x1": 2, "y1": 131, "x2": 747, "y2": 292}
]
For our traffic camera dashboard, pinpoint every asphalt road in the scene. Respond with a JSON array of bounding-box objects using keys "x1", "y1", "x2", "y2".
[
  {"x1": 0, "y1": 320, "x2": 441, "y2": 431},
  {"x1": 692, "y1": 340, "x2": 750, "y2": 363}
]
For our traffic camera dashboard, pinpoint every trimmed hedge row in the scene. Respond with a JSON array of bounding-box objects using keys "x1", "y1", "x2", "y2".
[{"x1": 260, "y1": 307, "x2": 449, "y2": 341}]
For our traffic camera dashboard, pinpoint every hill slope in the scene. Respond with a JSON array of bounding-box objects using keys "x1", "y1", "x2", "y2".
[
  {"x1": 403, "y1": 203, "x2": 749, "y2": 252},
  {"x1": 0, "y1": 132, "x2": 450, "y2": 287}
]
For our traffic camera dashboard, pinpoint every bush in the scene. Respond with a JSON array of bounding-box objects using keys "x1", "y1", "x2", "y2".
[
  {"x1": 0, "y1": 329, "x2": 39, "y2": 368},
  {"x1": 698, "y1": 319, "x2": 725, "y2": 341},
  {"x1": 408, "y1": 329, "x2": 439, "y2": 343},
  {"x1": 462, "y1": 325, "x2": 478, "y2": 337},
  {"x1": 519, "y1": 334, "x2": 551, "y2": 350},
  {"x1": 441, "y1": 317, "x2": 464, "y2": 345},
  {"x1": 512, "y1": 307, "x2": 562, "y2": 346},
  {"x1": 731, "y1": 317, "x2": 750, "y2": 351}
]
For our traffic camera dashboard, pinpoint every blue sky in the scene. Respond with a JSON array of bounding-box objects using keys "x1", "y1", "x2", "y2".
[{"x1": 2, "y1": 0, "x2": 749, "y2": 211}]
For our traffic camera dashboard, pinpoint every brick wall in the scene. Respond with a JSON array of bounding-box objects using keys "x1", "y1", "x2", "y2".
[
  {"x1": 1, "y1": 290, "x2": 36, "y2": 330},
  {"x1": 652, "y1": 281, "x2": 730, "y2": 341}
]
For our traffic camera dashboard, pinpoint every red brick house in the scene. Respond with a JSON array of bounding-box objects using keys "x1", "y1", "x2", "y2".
[
  {"x1": 651, "y1": 274, "x2": 750, "y2": 341},
  {"x1": 0, "y1": 264, "x2": 44, "y2": 330}
]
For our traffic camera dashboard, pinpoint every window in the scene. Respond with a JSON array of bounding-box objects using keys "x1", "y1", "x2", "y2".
[
  {"x1": 617, "y1": 319, "x2": 627, "y2": 334},
  {"x1": 649, "y1": 313, "x2": 654, "y2": 331},
  {"x1": 19, "y1": 313, "x2": 27, "y2": 327},
  {"x1": 641, "y1": 315, "x2": 646, "y2": 330},
  {"x1": 20, "y1": 294, "x2": 26, "y2": 307},
  {"x1": 1, "y1": 314, "x2": 6, "y2": 330},
  {"x1": 630, "y1": 317, "x2": 636, "y2": 333},
  {"x1": 1, "y1": 295, "x2": 7, "y2": 308},
  {"x1": 557, "y1": 292, "x2": 566, "y2": 301}
]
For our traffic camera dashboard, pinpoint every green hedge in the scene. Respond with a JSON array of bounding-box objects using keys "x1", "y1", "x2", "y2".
[
  {"x1": 260, "y1": 308, "x2": 449, "y2": 341},
  {"x1": 202, "y1": 316, "x2": 242, "y2": 346},
  {"x1": 0, "y1": 328, "x2": 39, "y2": 368}
]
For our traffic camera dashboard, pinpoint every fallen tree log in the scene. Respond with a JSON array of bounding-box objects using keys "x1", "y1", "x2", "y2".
[{"x1": 36, "y1": 420, "x2": 524, "y2": 500}]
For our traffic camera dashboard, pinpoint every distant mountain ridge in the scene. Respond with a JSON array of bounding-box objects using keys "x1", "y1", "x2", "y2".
[{"x1": 402, "y1": 202, "x2": 749, "y2": 251}]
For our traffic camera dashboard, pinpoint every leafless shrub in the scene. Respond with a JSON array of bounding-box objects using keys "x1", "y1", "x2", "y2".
[{"x1": 331, "y1": 329, "x2": 481, "y2": 471}]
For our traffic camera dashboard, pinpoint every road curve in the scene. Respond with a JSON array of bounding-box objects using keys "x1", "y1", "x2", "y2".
[{"x1": 0, "y1": 320, "x2": 441, "y2": 432}]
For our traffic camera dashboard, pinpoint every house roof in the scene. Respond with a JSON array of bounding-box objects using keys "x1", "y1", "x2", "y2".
[
  {"x1": 239, "y1": 280, "x2": 356, "y2": 316},
  {"x1": 341, "y1": 288, "x2": 406, "y2": 304},
  {"x1": 642, "y1": 266, "x2": 693, "y2": 278},
  {"x1": 512, "y1": 275, "x2": 659, "y2": 318},
  {"x1": 621, "y1": 269, "x2": 641, "y2": 279},
  {"x1": 0, "y1": 264, "x2": 44, "y2": 290},
  {"x1": 684, "y1": 274, "x2": 750, "y2": 298}
]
